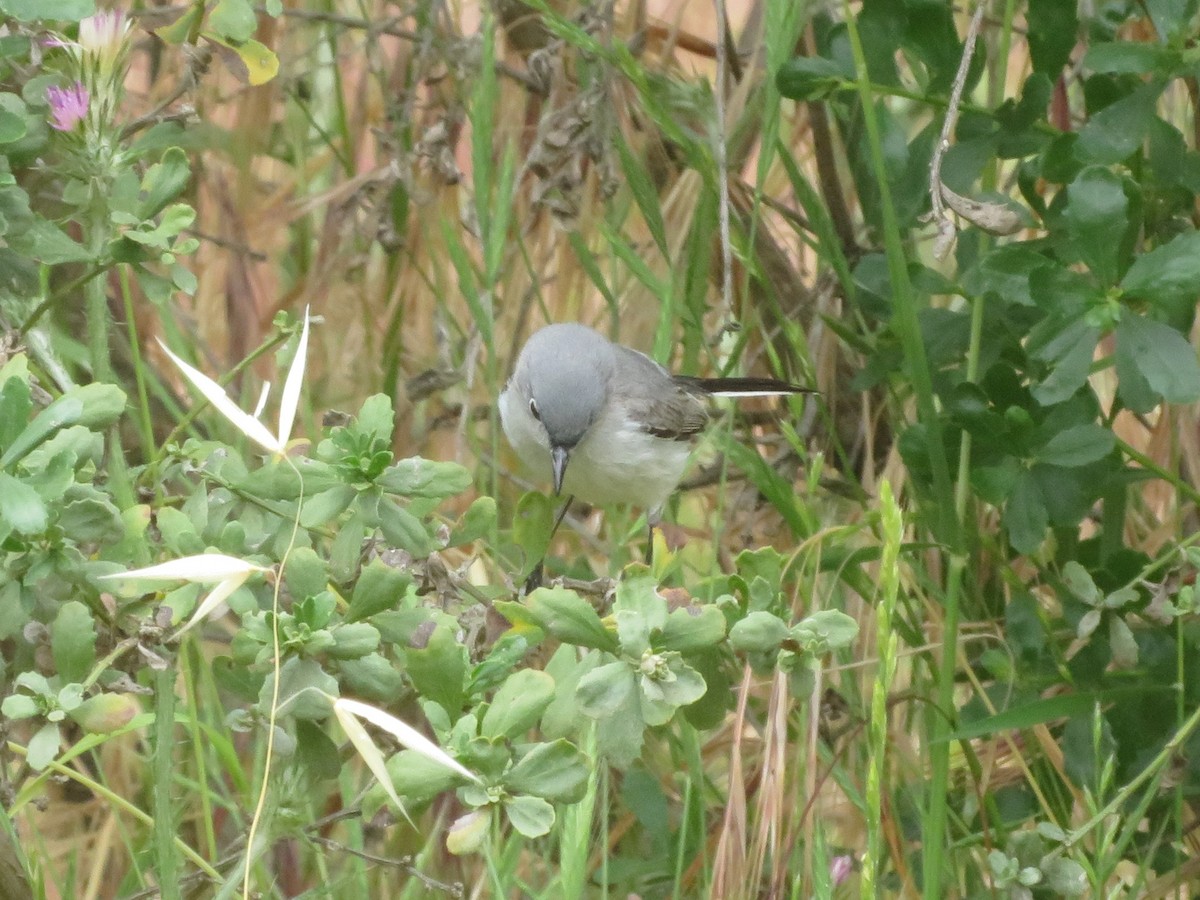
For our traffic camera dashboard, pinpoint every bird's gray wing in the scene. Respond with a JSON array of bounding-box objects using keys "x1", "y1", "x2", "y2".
[{"x1": 612, "y1": 345, "x2": 709, "y2": 441}]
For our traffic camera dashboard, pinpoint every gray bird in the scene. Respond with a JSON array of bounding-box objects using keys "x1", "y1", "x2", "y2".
[{"x1": 499, "y1": 324, "x2": 811, "y2": 577}]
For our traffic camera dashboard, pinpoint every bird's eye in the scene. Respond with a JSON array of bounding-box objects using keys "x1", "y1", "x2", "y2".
[{"x1": 529, "y1": 398, "x2": 541, "y2": 421}]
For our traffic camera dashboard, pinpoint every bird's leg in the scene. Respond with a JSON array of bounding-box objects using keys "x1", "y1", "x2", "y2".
[
  {"x1": 523, "y1": 495, "x2": 574, "y2": 594},
  {"x1": 644, "y1": 507, "x2": 663, "y2": 567}
]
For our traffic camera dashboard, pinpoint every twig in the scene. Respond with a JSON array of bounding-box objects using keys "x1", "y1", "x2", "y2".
[{"x1": 927, "y1": 0, "x2": 989, "y2": 259}]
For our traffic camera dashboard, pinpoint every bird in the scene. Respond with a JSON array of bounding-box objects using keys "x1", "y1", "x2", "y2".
[{"x1": 498, "y1": 323, "x2": 811, "y2": 583}]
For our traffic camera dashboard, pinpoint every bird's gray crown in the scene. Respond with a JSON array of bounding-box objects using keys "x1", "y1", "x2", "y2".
[{"x1": 513, "y1": 323, "x2": 614, "y2": 448}]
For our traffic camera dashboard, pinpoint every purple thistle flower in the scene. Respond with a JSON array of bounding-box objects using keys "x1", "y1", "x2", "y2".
[
  {"x1": 78, "y1": 10, "x2": 128, "y2": 58},
  {"x1": 46, "y1": 82, "x2": 89, "y2": 132}
]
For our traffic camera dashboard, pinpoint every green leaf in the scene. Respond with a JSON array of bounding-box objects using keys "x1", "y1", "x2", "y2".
[
  {"x1": 354, "y1": 393, "x2": 394, "y2": 440},
  {"x1": 0, "y1": 108, "x2": 25, "y2": 145},
  {"x1": 52, "y1": 600, "x2": 96, "y2": 681},
  {"x1": 347, "y1": 559, "x2": 412, "y2": 622},
  {"x1": 480, "y1": 669, "x2": 555, "y2": 741},
  {"x1": 614, "y1": 132, "x2": 668, "y2": 259},
  {"x1": 729, "y1": 611, "x2": 789, "y2": 653},
  {"x1": 1, "y1": 694, "x2": 37, "y2": 719},
  {"x1": 1076, "y1": 81, "x2": 1165, "y2": 165},
  {"x1": 338, "y1": 653, "x2": 404, "y2": 701},
  {"x1": 1030, "y1": 320, "x2": 1101, "y2": 406},
  {"x1": 524, "y1": 587, "x2": 617, "y2": 652},
  {"x1": 660, "y1": 603, "x2": 726, "y2": 653},
  {"x1": 1034, "y1": 424, "x2": 1115, "y2": 467},
  {"x1": 265, "y1": 657, "x2": 338, "y2": 720},
  {"x1": 295, "y1": 718, "x2": 342, "y2": 781},
  {"x1": 1108, "y1": 616, "x2": 1138, "y2": 669},
  {"x1": 1115, "y1": 314, "x2": 1200, "y2": 408},
  {"x1": 57, "y1": 495, "x2": 124, "y2": 543},
  {"x1": 576, "y1": 660, "x2": 637, "y2": 719},
  {"x1": 1062, "y1": 561, "x2": 1101, "y2": 606},
  {"x1": 25, "y1": 722, "x2": 61, "y2": 770},
  {"x1": 284, "y1": 547, "x2": 328, "y2": 600},
  {"x1": 0, "y1": 383, "x2": 126, "y2": 469},
  {"x1": 375, "y1": 497, "x2": 435, "y2": 556},
  {"x1": 1120, "y1": 230, "x2": 1200, "y2": 308},
  {"x1": 299, "y1": 484, "x2": 355, "y2": 528},
  {"x1": 944, "y1": 687, "x2": 1161, "y2": 742},
  {"x1": 1144, "y1": 0, "x2": 1200, "y2": 42},
  {"x1": 0, "y1": 472, "x2": 47, "y2": 535},
  {"x1": 504, "y1": 739, "x2": 589, "y2": 802},
  {"x1": 329, "y1": 623, "x2": 381, "y2": 660},
  {"x1": 512, "y1": 491, "x2": 554, "y2": 576},
  {"x1": 613, "y1": 576, "x2": 666, "y2": 633},
  {"x1": 209, "y1": 0, "x2": 258, "y2": 42},
  {"x1": 503, "y1": 794, "x2": 555, "y2": 838},
  {"x1": 793, "y1": 609, "x2": 860, "y2": 652},
  {"x1": 1041, "y1": 857, "x2": 1088, "y2": 896},
  {"x1": 1004, "y1": 469, "x2": 1048, "y2": 554},
  {"x1": 638, "y1": 657, "x2": 706, "y2": 726},
  {"x1": 775, "y1": 55, "x2": 852, "y2": 101},
  {"x1": 137, "y1": 147, "x2": 192, "y2": 219},
  {"x1": 0, "y1": 0, "x2": 93, "y2": 21},
  {"x1": 383, "y1": 748, "x2": 463, "y2": 806},
  {"x1": 1062, "y1": 166, "x2": 1129, "y2": 286},
  {"x1": 376, "y1": 458, "x2": 472, "y2": 499},
  {"x1": 0, "y1": 370, "x2": 31, "y2": 454},
  {"x1": 8, "y1": 219, "x2": 90, "y2": 265},
  {"x1": 448, "y1": 496, "x2": 496, "y2": 546},
  {"x1": 1084, "y1": 42, "x2": 1174, "y2": 75},
  {"x1": 405, "y1": 624, "x2": 466, "y2": 714},
  {"x1": 1026, "y1": 0, "x2": 1077, "y2": 74}
]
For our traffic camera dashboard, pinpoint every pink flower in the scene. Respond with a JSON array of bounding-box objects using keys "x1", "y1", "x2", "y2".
[
  {"x1": 830, "y1": 854, "x2": 853, "y2": 887},
  {"x1": 46, "y1": 82, "x2": 89, "y2": 131},
  {"x1": 78, "y1": 10, "x2": 128, "y2": 60}
]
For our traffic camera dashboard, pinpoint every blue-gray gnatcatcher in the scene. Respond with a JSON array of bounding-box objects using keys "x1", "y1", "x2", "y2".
[{"x1": 499, "y1": 323, "x2": 811, "y2": 547}]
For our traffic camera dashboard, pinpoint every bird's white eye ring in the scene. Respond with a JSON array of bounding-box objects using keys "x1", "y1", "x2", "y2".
[{"x1": 529, "y1": 398, "x2": 541, "y2": 421}]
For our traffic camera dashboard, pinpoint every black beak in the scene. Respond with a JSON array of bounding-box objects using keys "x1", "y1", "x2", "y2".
[{"x1": 551, "y1": 445, "x2": 570, "y2": 495}]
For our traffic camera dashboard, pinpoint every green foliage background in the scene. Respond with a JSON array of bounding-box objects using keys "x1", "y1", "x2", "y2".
[{"x1": 2, "y1": 0, "x2": 1200, "y2": 897}]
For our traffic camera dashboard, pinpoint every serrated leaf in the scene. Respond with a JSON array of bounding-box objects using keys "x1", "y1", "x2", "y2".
[
  {"x1": 525, "y1": 587, "x2": 617, "y2": 652},
  {"x1": 405, "y1": 624, "x2": 466, "y2": 714},
  {"x1": 1076, "y1": 80, "x2": 1165, "y2": 165},
  {"x1": 1115, "y1": 314, "x2": 1200, "y2": 407},
  {"x1": 1062, "y1": 166, "x2": 1129, "y2": 285},
  {"x1": 0, "y1": 472, "x2": 47, "y2": 535},
  {"x1": 1120, "y1": 230, "x2": 1200, "y2": 308}
]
